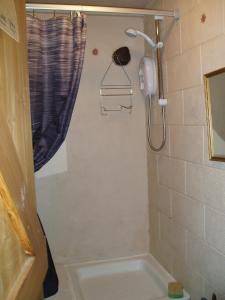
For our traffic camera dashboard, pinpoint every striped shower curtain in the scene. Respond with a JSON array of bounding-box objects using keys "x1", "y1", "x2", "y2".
[{"x1": 26, "y1": 14, "x2": 87, "y2": 171}]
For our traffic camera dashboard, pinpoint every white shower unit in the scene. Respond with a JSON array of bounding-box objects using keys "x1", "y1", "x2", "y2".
[
  {"x1": 26, "y1": 3, "x2": 187, "y2": 300},
  {"x1": 67, "y1": 254, "x2": 190, "y2": 300}
]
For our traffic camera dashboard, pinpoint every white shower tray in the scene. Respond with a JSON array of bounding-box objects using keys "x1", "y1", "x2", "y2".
[{"x1": 67, "y1": 254, "x2": 190, "y2": 300}]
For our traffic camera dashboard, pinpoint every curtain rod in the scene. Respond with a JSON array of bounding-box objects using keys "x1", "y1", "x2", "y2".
[{"x1": 25, "y1": 4, "x2": 179, "y2": 19}]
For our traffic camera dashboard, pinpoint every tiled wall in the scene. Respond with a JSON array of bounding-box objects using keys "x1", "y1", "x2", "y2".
[{"x1": 145, "y1": 1, "x2": 225, "y2": 299}]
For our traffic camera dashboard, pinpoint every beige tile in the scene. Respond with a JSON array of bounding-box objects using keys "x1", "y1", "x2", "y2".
[
  {"x1": 148, "y1": 125, "x2": 170, "y2": 156},
  {"x1": 186, "y1": 162, "x2": 225, "y2": 212},
  {"x1": 203, "y1": 280, "x2": 225, "y2": 300},
  {"x1": 180, "y1": 7, "x2": 200, "y2": 52},
  {"x1": 166, "y1": 90, "x2": 184, "y2": 125},
  {"x1": 162, "y1": 61, "x2": 168, "y2": 95},
  {"x1": 149, "y1": 99, "x2": 163, "y2": 126},
  {"x1": 162, "y1": 0, "x2": 197, "y2": 16},
  {"x1": 168, "y1": 220, "x2": 187, "y2": 262},
  {"x1": 159, "y1": 213, "x2": 186, "y2": 261},
  {"x1": 172, "y1": 191, "x2": 204, "y2": 238},
  {"x1": 55, "y1": 265, "x2": 71, "y2": 291},
  {"x1": 173, "y1": 259, "x2": 205, "y2": 300},
  {"x1": 162, "y1": 17, "x2": 181, "y2": 60},
  {"x1": 162, "y1": 0, "x2": 177, "y2": 11},
  {"x1": 156, "y1": 184, "x2": 172, "y2": 217},
  {"x1": 180, "y1": 47, "x2": 202, "y2": 89},
  {"x1": 148, "y1": 152, "x2": 158, "y2": 205},
  {"x1": 176, "y1": 0, "x2": 197, "y2": 16},
  {"x1": 170, "y1": 125, "x2": 204, "y2": 163},
  {"x1": 166, "y1": 54, "x2": 182, "y2": 93},
  {"x1": 181, "y1": 0, "x2": 223, "y2": 51},
  {"x1": 205, "y1": 207, "x2": 225, "y2": 255},
  {"x1": 167, "y1": 55, "x2": 182, "y2": 93},
  {"x1": 183, "y1": 86, "x2": 206, "y2": 125},
  {"x1": 149, "y1": 207, "x2": 160, "y2": 248},
  {"x1": 187, "y1": 233, "x2": 225, "y2": 294},
  {"x1": 167, "y1": 47, "x2": 201, "y2": 92},
  {"x1": 152, "y1": 239, "x2": 174, "y2": 274},
  {"x1": 157, "y1": 155, "x2": 171, "y2": 188},
  {"x1": 158, "y1": 156, "x2": 186, "y2": 193},
  {"x1": 202, "y1": 35, "x2": 225, "y2": 74},
  {"x1": 146, "y1": 0, "x2": 162, "y2": 9},
  {"x1": 159, "y1": 212, "x2": 171, "y2": 241},
  {"x1": 170, "y1": 158, "x2": 186, "y2": 194}
]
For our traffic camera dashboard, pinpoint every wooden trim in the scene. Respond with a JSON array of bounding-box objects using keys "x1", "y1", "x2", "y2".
[
  {"x1": 204, "y1": 67, "x2": 225, "y2": 162},
  {"x1": 0, "y1": 174, "x2": 34, "y2": 256}
]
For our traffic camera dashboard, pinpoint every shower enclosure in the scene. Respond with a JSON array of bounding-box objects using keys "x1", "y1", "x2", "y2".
[{"x1": 26, "y1": 3, "x2": 183, "y2": 300}]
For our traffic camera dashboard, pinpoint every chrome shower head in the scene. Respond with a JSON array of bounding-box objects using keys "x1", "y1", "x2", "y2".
[{"x1": 125, "y1": 28, "x2": 163, "y2": 49}]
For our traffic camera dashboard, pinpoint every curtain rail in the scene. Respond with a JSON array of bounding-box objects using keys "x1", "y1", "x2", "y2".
[{"x1": 26, "y1": 4, "x2": 179, "y2": 19}]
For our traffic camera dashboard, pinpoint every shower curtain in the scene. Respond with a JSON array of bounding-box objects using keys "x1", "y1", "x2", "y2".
[
  {"x1": 27, "y1": 14, "x2": 87, "y2": 171},
  {"x1": 26, "y1": 14, "x2": 87, "y2": 298}
]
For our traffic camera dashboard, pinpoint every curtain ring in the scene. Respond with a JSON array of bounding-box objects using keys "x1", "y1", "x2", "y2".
[
  {"x1": 76, "y1": 11, "x2": 81, "y2": 17},
  {"x1": 53, "y1": 10, "x2": 56, "y2": 19}
]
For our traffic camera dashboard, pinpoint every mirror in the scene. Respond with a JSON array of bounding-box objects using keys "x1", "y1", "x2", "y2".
[{"x1": 204, "y1": 67, "x2": 225, "y2": 161}]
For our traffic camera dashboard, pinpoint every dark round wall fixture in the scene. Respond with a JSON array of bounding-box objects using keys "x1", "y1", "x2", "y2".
[{"x1": 112, "y1": 46, "x2": 131, "y2": 66}]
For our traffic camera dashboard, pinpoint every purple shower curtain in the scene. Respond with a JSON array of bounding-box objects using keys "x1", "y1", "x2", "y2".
[{"x1": 26, "y1": 14, "x2": 87, "y2": 171}]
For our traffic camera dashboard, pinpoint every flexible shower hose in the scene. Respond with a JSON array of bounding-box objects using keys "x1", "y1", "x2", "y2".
[{"x1": 146, "y1": 94, "x2": 166, "y2": 152}]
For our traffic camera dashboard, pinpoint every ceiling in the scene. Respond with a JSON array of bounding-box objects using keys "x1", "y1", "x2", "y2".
[{"x1": 27, "y1": 0, "x2": 151, "y2": 9}]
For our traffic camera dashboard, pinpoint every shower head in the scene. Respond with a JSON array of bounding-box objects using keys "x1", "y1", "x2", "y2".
[
  {"x1": 125, "y1": 28, "x2": 163, "y2": 49},
  {"x1": 125, "y1": 28, "x2": 138, "y2": 38}
]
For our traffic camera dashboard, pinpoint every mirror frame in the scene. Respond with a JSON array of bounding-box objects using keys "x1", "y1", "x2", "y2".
[{"x1": 204, "y1": 67, "x2": 225, "y2": 162}]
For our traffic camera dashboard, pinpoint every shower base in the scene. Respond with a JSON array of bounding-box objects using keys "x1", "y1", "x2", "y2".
[{"x1": 67, "y1": 255, "x2": 190, "y2": 300}]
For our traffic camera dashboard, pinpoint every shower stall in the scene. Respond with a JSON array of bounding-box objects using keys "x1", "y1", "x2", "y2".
[{"x1": 25, "y1": 3, "x2": 187, "y2": 300}]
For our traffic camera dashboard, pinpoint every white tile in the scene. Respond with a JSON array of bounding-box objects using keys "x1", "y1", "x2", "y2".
[
  {"x1": 183, "y1": 86, "x2": 206, "y2": 125},
  {"x1": 170, "y1": 125, "x2": 204, "y2": 163},
  {"x1": 186, "y1": 162, "x2": 225, "y2": 212},
  {"x1": 205, "y1": 207, "x2": 225, "y2": 255},
  {"x1": 172, "y1": 191, "x2": 204, "y2": 238},
  {"x1": 187, "y1": 233, "x2": 225, "y2": 294}
]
